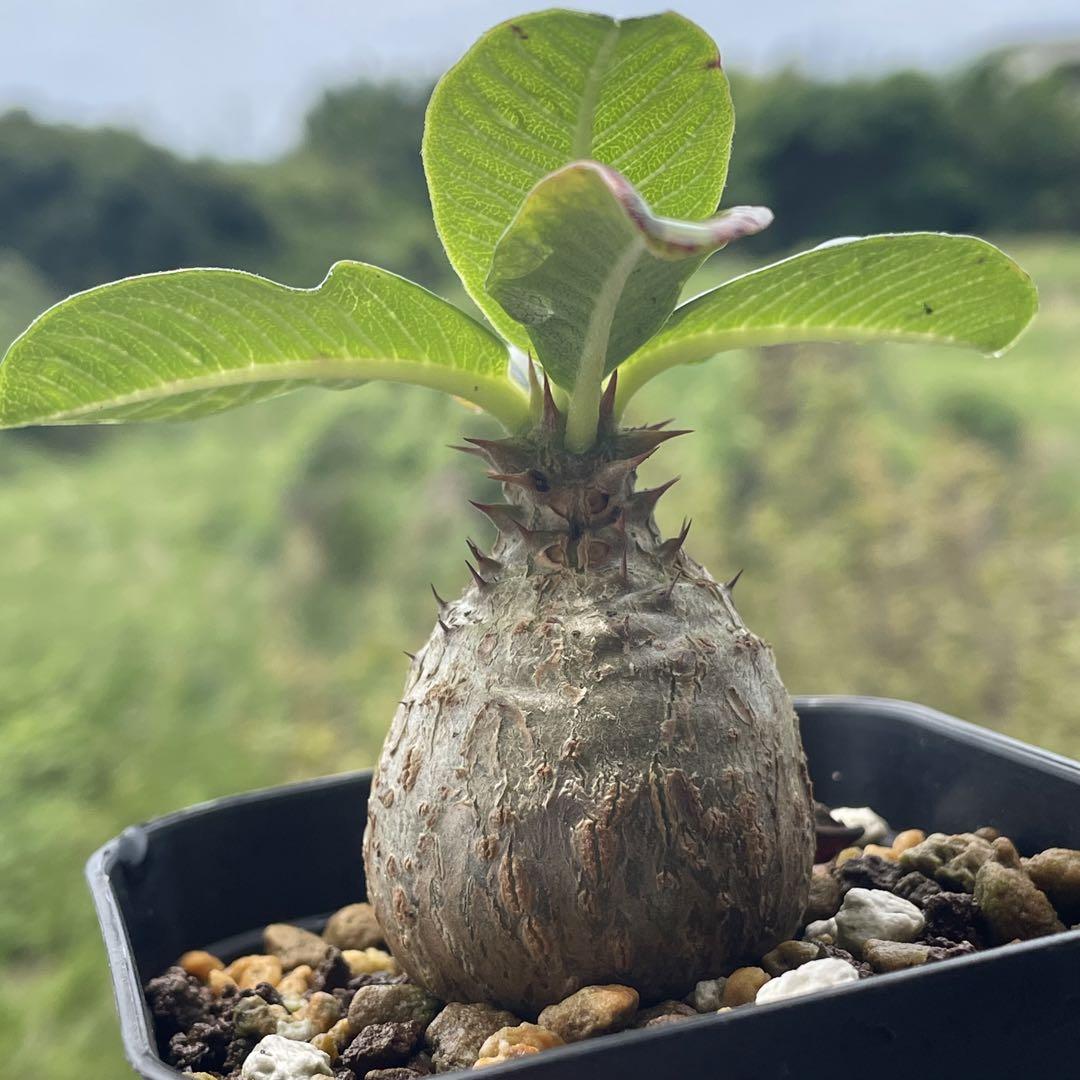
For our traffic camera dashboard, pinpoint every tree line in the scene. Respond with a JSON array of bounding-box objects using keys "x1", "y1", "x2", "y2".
[{"x1": 1, "y1": 46, "x2": 1077, "y2": 301}]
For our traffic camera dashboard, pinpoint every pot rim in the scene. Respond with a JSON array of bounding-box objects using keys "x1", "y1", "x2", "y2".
[{"x1": 86, "y1": 694, "x2": 1080, "y2": 1079}]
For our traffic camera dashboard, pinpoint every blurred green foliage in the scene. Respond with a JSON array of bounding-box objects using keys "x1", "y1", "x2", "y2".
[{"x1": 1, "y1": 45, "x2": 1080, "y2": 1080}]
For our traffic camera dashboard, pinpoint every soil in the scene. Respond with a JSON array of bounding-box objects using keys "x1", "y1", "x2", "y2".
[{"x1": 143, "y1": 803, "x2": 1080, "y2": 1078}]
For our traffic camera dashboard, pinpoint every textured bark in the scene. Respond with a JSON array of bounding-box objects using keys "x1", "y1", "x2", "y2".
[{"x1": 363, "y1": 418, "x2": 814, "y2": 1014}]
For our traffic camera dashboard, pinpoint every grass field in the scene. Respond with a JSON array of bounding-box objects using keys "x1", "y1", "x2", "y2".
[{"x1": 1, "y1": 237, "x2": 1078, "y2": 1077}]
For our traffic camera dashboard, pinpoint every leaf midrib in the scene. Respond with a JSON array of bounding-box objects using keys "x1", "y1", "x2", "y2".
[
  {"x1": 0, "y1": 354, "x2": 532, "y2": 431},
  {"x1": 564, "y1": 233, "x2": 645, "y2": 451},
  {"x1": 571, "y1": 24, "x2": 621, "y2": 160}
]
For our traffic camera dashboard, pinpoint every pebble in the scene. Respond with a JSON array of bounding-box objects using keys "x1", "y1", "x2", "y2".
[
  {"x1": 227, "y1": 955, "x2": 284, "y2": 990},
  {"x1": 862, "y1": 939, "x2": 932, "y2": 973},
  {"x1": 974, "y1": 859, "x2": 1065, "y2": 944},
  {"x1": 804, "y1": 869, "x2": 843, "y2": 921},
  {"x1": 819, "y1": 944, "x2": 872, "y2": 978},
  {"x1": 180, "y1": 950, "x2": 225, "y2": 982},
  {"x1": 721, "y1": 967, "x2": 771, "y2": 1007},
  {"x1": 277, "y1": 1018, "x2": 317, "y2": 1042},
  {"x1": 347, "y1": 984, "x2": 441, "y2": 1035},
  {"x1": 264, "y1": 925, "x2": 331, "y2": 972},
  {"x1": 835, "y1": 846, "x2": 863, "y2": 867},
  {"x1": 862, "y1": 844, "x2": 900, "y2": 862},
  {"x1": 833, "y1": 888, "x2": 924, "y2": 956},
  {"x1": 310, "y1": 1018, "x2": 353, "y2": 1062},
  {"x1": 167, "y1": 1017, "x2": 233, "y2": 1073},
  {"x1": 343, "y1": 947, "x2": 399, "y2": 978},
  {"x1": 686, "y1": 978, "x2": 726, "y2": 1012},
  {"x1": 755, "y1": 958, "x2": 859, "y2": 1004},
  {"x1": 425, "y1": 1002, "x2": 520, "y2": 1072},
  {"x1": 803, "y1": 918, "x2": 837, "y2": 942},
  {"x1": 277, "y1": 965, "x2": 314, "y2": 998},
  {"x1": 234, "y1": 996, "x2": 291, "y2": 1038},
  {"x1": 1024, "y1": 848, "x2": 1080, "y2": 918},
  {"x1": 991, "y1": 836, "x2": 1023, "y2": 870},
  {"x1": 892, "y1": 829, "x2": 926, "y2": 855},
  {"x1": 340, "y1": 1020, "x2": 424, "y2": 1074},
  {"x1": 836, "y1": 854, "x2": 902, "y2": 894},
  {"x1": 365, "y1": 1070, "x2": 422, "y2": 1080},
  {"x1": 208, "y1": 969, "x2": 239, "y2": 996},
  {"x1": 830, "y1": 806, "x2": 890, "y2": 846},
  {"x1": 473, "y1": 1024, "x2": 563, "y2": 1068},
  {"x1": 899, "y1": 833, "x2": 995, "y2": 892},
  {"x1": 145, "y1": 967, "x2": 212, "y2": 1034},
  {"x1": 239, "y1": 1034, "x2": 333, "y2": 1079},
  {"x1": 538, "y1": 984, "x2": 639, "y2": 1042},
  {"x1": 311, "y1": 947, "x2": 353, "y2": 994},
  {"x1": 761, "y1": 940, "x2": 823, "y2": 976},
  {"x1": 922, "y1": 892, "x2": 986, "y2": 948},
  {"x1": 296, "y1": 992, "x2": 342, "y2": 1035},
  {"x1": 632, "y1": 1001, "x2": 697, "y2": 1027},
  {"x1": 323, "y1": 903, "x2": 385, "y2": 951},
  {"x1": 892, "y1": 871, "x2": 942, "y2": 908}
]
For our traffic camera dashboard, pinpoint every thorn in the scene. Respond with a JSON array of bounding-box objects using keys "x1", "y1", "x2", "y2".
[
  {"x1": 403, "y1": 650, "x2": 416, "y2": 660},
  {"x1": 628, "y1": 447, "x2": 659, "y2": 470},
  {"x1": 469, "y1": 500, "x2": 524, "y2": 533},
  {"x1": 487, "y1": 470, "x2": 533, "y2": 490},
  {"x1": 463, "y1": 436, "x2": 532, "y2": 472},
  {"x1": 598, "y1": 371, "x2": 618, "y2": 435},
  {"x1": 613, "y1": 428, "x2": 692, "y2": 458},
  {"x1": 628, "y1": 476, "x2": 680, "y2": 518},
  {"x1": 658, "y1": 518, "x2": 691, "y2": 562},
  {"x1": 664, "y1": 569, "x2": 685, "y2": 603},
  {"x1": 647, "y1": 419, "x2": 673, "y2": 430},
  {"x1": 542, "y1": 372, "x2": 561, "y2": 432},
  {"x1": 466, "y1": 537, "x2": 502, "y2": 575},
  {"x1": 449, "y1": 443, "x2": 485, "y2": 458},
  {"x1": 726, "y1": 568, "x2": 744, "y2": 592},
  {"x1": 437, "y1": 617, "x2": 451, "y2": 633},
  {"x1": 594, "y1": 448, "x2": 658, "y2": 492},
  {"x1": 466, "y1": 560, "x2": 489, "y2": 589},
  {"x1": 398, "y1": 700, "x2": 410, "y2": 707},
  {"x1": 431, "y1": 584, "x2": 448, "y2": 608}
]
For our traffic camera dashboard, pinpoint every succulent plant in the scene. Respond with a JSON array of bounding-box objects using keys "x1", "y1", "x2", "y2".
[{"x1": 0, "y1": 9, "x2": 1037, "y2": 1014}]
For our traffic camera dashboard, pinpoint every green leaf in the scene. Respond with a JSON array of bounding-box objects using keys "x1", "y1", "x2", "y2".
[
  {"x1": 424, "y1": 9, "x2": 733, "y2": 347},
  {"x1": 616, "y1": 233, "x2": 1040, "y2": 412},
  {"x1": 0, "y1": 262, "x2": 531, "y2": 432},
  {"x1": 486, "y1": 161, "x2": 772, "y2": 450}
]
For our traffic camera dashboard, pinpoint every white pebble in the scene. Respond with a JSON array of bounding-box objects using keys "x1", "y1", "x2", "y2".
[
  {"x1": 240, "y1": 1034, "x2": 333, "y2": 1079},
  {"x1": 276, "y1": 1017, "x2": 317, "y2": 1041},
  {"x1": 755, "y1": 958, "x2": 859, "y2": 1004},
  {"x1": 834, "y1": 887, "x2": 924, "y2": 955},
  {"x1": 803, "y1": 917, "x2": 837, "y2": 941},
  {"x1": 830, "y1": 806, "x2": 890, "y2": 846}
]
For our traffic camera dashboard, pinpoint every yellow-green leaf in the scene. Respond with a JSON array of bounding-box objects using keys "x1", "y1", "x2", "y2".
[
  {"x1": 424, "y1": 9, "x2": 734, "y2": 347},
  {"x1": 0, "y1": 262, "x2": 531, "y2": 431},
  {"x1": 616, "y1": 233, "x2": 1040, "y2": 412}
]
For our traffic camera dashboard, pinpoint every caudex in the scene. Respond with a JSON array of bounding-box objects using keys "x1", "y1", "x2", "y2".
[{"x1": 0, "y1": 9, "x2": 1037, "y2": 1014}]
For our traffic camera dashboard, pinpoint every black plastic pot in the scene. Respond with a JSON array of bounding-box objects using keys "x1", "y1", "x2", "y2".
[{"x1": 88, "y1": 696, "x2": 1080, "y2": 1079}]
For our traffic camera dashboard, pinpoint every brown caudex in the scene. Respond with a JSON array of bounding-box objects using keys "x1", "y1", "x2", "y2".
[{"x1": 364, "y1": 375, "x2": 815, "y2": 1013}]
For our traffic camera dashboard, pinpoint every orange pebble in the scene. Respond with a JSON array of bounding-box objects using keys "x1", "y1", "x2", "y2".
[
  {"x1": 178, "y1": 950, "x2": 224, "y2": 982},
  {"x1": 207, "y1": 969, "x2": 238, "y2": 996},
  {"x1": 225, "y1": 953, "x2": 283, "y2": 989},
  {"x1": 863, "y1": 843, "x2": 900, "y2": 861},
  {"x1": 835, "y1": 846, "x2": 862, "y2": 867},
  {"x1": 892, "y1": 829, "x2": 926, "y2": 855}
]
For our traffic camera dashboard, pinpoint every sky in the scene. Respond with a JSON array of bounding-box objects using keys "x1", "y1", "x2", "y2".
[{"x1": 3, "y1": 0, "x2": 1078, "y2": 160}]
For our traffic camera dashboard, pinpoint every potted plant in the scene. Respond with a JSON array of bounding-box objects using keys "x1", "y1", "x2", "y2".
[{"x1": 6, "y1": 7, "x2": 1079, "y2": 1079}]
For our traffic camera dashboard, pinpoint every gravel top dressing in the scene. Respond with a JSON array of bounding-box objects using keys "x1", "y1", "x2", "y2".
[{"x1": 143, "y1": 802, "x2": 1080, "y2": 1079}]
